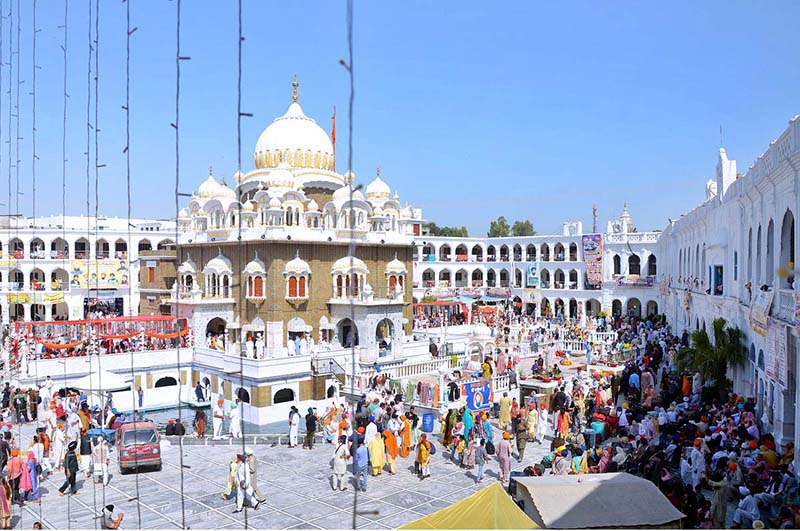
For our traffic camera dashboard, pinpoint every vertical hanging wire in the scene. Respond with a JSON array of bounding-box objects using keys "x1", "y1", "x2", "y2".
[
  {"x1": 122, "y1": 0, "x2": 143, "y2": 525},
  {"x1": 172, "y1": 0, "x2": 188, "y2": 526},
  {"x1": 29, "y1": 0, "x2": 44, "y2": 522},
  {"x1": 11, "y1": 0, "x2": 21, "y2": 494},
  {"x1": 343, "y1": 0, "x2": 357, "y2": 527},
  {"x1": 234, "y1": 0, "x2": 251, "y2": 525},
  {"x1": 83, "y1": 0, "x2": 102, "y2": 523},
  {"x1": 59, "y1": 0, "x2": 71, "y2": 526}
]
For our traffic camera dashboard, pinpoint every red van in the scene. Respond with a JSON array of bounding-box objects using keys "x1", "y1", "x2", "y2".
[{"x1": 117, "y1": 420, "x2": 162, "y2": 473}]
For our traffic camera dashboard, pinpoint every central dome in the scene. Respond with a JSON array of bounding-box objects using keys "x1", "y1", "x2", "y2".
[{"x1": 253, "y1": 79, "x2": 335, "y2": 172}]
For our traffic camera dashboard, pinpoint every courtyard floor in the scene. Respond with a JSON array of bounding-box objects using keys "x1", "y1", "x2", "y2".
[{"x1": 11, "y1": 423, "x2": 552, "y2": 530}]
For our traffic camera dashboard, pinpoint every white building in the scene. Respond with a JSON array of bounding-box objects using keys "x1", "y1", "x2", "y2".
[
  {"x1": 0, "y1": 214, "x2": 175, "y2": 323},
  {"x1": 412, "y1": 215, "x2": 661, "y2": 320},
  {"x1": 659, "y1": 115, "x2": 800, "y2": 449}
]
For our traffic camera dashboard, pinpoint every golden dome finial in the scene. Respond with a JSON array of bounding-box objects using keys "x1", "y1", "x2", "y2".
[
  {"x1": 292, "y1": 74, "x2": 299, "y2": 103},
  {"x1": 376, "y1": 166, "x2": 381, "y2": 178},
  {"x1": 209, "y1": 164, "x2": 213, "y2": 176}
]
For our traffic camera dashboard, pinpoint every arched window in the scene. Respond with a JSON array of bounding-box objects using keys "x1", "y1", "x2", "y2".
[
  {"x1": 154, "y1": 376, "x2": 178, "y2": 388},
  {"x1": 628, "y1": 255, "x2": 641, "y2": 275},
  {"x1": 613, "y1": 255, "x2": 621, "y2": 275},
  {"x1": 288, "y1": 276, "x2": 298, "y2": 297},
  {"x1": 236, "y1": 388, "x2": 250, "y2": 404},
  {"x1": 273, "y1": 388, "x2": 294, "y2": 404},
  {"x1": 647, "y1": 254, "x2": 657, "y2": 276},
  {"x1": 299, "y1": 276, "x2": 306, "y2": 297}
]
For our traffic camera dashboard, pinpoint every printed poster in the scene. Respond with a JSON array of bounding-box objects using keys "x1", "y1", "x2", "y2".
[
  {"x1": 69, "y1": 259, "x2": 129, "y2": 289},
  {"x1": 582, "y1": 234, "x2": 603, "y2": 289},
  {"x1": 749, "y1": 289, "x2": 774, "y2": 337},
  {"x1": 766, "y1": 318, "x2": 787, "y2": 386},
  {"x1": 526, "y1": 263, "x2": 539, "y2": 288},
  {"x1": 6, "y1": 292, "x2": 65, "y2": 304},
  {"x1": 462, "y1": 380, "x2": 492, "y2": 412}
]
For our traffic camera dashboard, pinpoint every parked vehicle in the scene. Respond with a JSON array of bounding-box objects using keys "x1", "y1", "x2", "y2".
[{"x1": 117, "y1": 420, "x2": 161, "y2": 473}]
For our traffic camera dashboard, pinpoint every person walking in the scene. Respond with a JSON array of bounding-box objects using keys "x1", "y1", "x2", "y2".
[
  {"x1": 229, "y1": 402, "x2": 242, "y2": 439},
  {"x1": 91, "y1": 437, "x2": 110, "y2": 486},
  {"x1": 303, "y1": 408, "x2": 318, "y2": 449},
  {"x1": 497, "y1": 432, "x2": 512, "y2": 486},
  {"x1": 354, "y1": 438, "x2": 370, "y2": 492},
  {"x1": 288, "y1": 406, "x2": 300, "y2": 448},
  {"x1": 212, "y1": 399, "x2": 225, "y2": 439},
  {"x1": 515, "y1": 410, "x2": 528, "y2": 462},
  {"x1": 221, "y1": 455, "x2": 239, "y2": 500},
  {"x1": 331, "y1": 436, "x2": 349, "y2": 491},
  {"x1": 7, "y1": 449, "x2": 24, "y2": 505},
  {"x1": 368, "y1": 432, "x2": 386, "y2": 476},
  {"x1": 416, "y1": 434, "x2": 431, "y2": 480},
  {"x1": 474, "y1": 439, "x2": 487, "y2": 484},
  {"x1": 58, "y1": 441, "x2": 79, "y2": 496},
  {"x1": 233, "y1": 454, "x2": 260, "y2": 513},
  {"x1": 498, "y1": 392, "x2": 511, "y2": 430},
  {"x1": 536, "y1": 403, "x2": 548, "y2": 444},
  {"x1": 245, "y1": 448, "x2": 265, "y2": 504},
  {"x1": 383, "y1": 430, "x2": 399, "y2": 475}
]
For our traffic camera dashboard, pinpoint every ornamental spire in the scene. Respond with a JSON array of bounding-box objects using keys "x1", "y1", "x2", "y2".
[{"x1": 292, "y1": 74, "x2": 299, "y2": 103}]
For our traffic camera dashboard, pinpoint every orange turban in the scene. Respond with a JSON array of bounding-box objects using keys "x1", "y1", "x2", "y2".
[{"x1": 503, "y1": 432, "x2": 510, "y2": 440}]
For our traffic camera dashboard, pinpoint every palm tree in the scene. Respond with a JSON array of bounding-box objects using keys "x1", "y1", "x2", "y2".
[{"x1": 675, "y1": 317, "x2": 747, "y2": 400}]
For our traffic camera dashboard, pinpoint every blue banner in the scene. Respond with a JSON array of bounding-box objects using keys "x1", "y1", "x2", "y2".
[{"x1": 463, "y1": 380, "x2": 492, "y2": 411}]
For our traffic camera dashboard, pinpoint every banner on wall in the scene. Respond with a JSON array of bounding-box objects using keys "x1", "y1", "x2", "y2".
[
  {"x1": 526, "y1": 263, "x2": 539, "y2": 288},
  {"x1": 69, "y1": 259, "x2": 129, "y2": 289},
  {"x1": 616, "y1": 275, "x2": 654, "y2": 288},
  {"x1": 6, "y1": 292, "x2": 65, "y2": 304},
  {"x1": 581, "y1": 234, "x2": 603, "y2": 289},
  {"x1": 749, "y1": 289, "x2": 775, "y2": 337},
  {"x1": 766, "y1": 318, "x2": 787, "y2": 386},
  {"x1": 462, "y1": 380, "x2": 492, "y2": 412}
]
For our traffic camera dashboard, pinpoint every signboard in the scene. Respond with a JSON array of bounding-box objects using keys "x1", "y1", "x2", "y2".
[
  {"x1": 766, "y1": 318, "x2": 787, "y2": 385},
  {"x1": 69, "y1": 259, "x2": 129, "y2": 289},
  {"x1": 485, "y1": 287, "x2": 512, "y2": 298},
  {"x1": 526, "y1": 263, "x2": 539, "y2": 288},
  {"x1": 462, "y1": 380, "x2": 492, "y2": 412},
  {"x1": 749, "y1": 289, "x2": 775, "y2": 337},
  {"x1": 581, "y1": 234, "x2": 603, "y2": 289},
  {"x1": 616, "y1": 275, "x2": 655, "y2": 288},
  {"x1": 6, "y1": 292, "x2": 65, "y2": 304},
  {"x1": 266, "y1": 321, "x2": 284, "y2": 352}
]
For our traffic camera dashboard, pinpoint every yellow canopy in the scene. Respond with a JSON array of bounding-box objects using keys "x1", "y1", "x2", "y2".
[{"x1": 399, "y1": 482, "x2": 536, "y2": 530}]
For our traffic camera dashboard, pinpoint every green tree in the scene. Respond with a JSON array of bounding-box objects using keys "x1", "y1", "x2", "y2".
[
  {"x1": 425, "y1": 223, "x2": 468, "y2": 237},
  {"x1": 512, "y1": 219, "x2": 536, "y2": 236},
  {"x1": 675, "y1": 317, "x2": 747, "y2": 400},
  {"x1": 487, "y1": 216, "x2": 510, "y2": 237}
]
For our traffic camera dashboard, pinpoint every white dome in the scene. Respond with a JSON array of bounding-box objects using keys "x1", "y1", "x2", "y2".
[
  {"x1": 216, "y1": 178, "x2": 236, "y2": 200},
  {"x1": 243, "y1": 256, "x2": 266, "y2": 274},
  {"x1": 266, "y1": 162, "x2": 295, "y2": 188},
  {"x1": 307, "y1": 199, "x2": 319, "y2": 211},
  {"x1": 253, "y1": 98, "x2": 334, "y2": 171},
  {"x1": 332, "y1": 185, "x2": 365, "y2": 204},
  {"x1": 366, "y1": 175, "x2": 390, "y2": 199},
  {"x1": 268, "y1": 197, "x2": 282, "y2": 209},
  {"x1": 178, "y1": 257, "x2": 196, "y2": 274},
  {"x1": 386, "y1": 255, "x2": 406, "y2": 274},
  {"x1": 285, "y1": 252, "x2": 311, "y2": 275},
  {"x1": 198, "y1": 174, "x2": 221, "y2": 198},
  {"x1": 178, "y1": 207, "x2": 190, "y2": 219},
  {"x1": 204, "y1": 254, "x2": 232, "y2": 274},
  {"x1": 332, "y1": 256, "x2": 368, "y2": 274}
]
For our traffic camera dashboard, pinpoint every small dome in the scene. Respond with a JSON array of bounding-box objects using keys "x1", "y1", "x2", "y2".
[
  {"x1": 233, "y1": 170, "x2": 245, "y2": 183},
  {"x1": 285, "y1": 252, "x2": 311, "y2": 275},
  {"x1": 268, "y1": 197, "x2": 282, "y2": 209},
  {"x1": 198, "y1": 174, "x2": 220, "y2": 198},
  {"x1": 204, "y1": 253, "x2": 232, "y2": 274},
  {"x1": 373, "y1": 206, "x2": 384, "y2": 216},
  {"x1": 307, "y1": 199, "x2": 319, "y2": 211},
  {"x1": 244, "y1": 256, "x2": 266, "y2": 274},
  {"x1": 244, "y1": 200, "x2": 257, "y2": 212},
  {"x1": 178, "y1": 208, "x2": 190, "y2": 219},
  {"x1": 178, "y1": 256, "x2": 197, "y2": 274},
  {"x1": 332, "y1": 256, "x2": 369, "y2": 274},
  {"x1": 216, "y1": 178, "x2": 237, "y2": 200},
  {"x1": 343, "y1": 171, "x2": 355, "y2": 184},
  {"x1": 366, "y1": 175, "x2": 390, "y2": 199},
  {"x1": 386, "y1": 254, "x2": 406, "y2": 274},
  {"x1": 266, "y1": 162, "x2": 295, "y2": 188}
]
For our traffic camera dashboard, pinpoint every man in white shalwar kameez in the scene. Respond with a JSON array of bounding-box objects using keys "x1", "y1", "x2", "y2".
[{"x1": 233, "y1": 454, "x2": 260, "y2": 513}]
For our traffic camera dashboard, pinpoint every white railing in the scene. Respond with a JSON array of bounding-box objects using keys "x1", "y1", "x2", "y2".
[
  {"x1": 552, "y1": 339, "x2": 585, "y2": 352},
  {"x1": 344, "y1": 352, "x2": 471, "y2": 390},
  {"x1": 591, "y1": 331, "x2": 616, "y2": 344}
]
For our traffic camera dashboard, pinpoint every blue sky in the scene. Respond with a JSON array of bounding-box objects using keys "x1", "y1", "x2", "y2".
[{"x1": 9, "y1": 0, "x2": 800, "y2": 235}]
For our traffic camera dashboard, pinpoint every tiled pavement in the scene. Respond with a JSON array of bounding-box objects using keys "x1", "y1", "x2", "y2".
[{"x1": 11, "y1": 423, "x2": 552, "y2": 530}]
